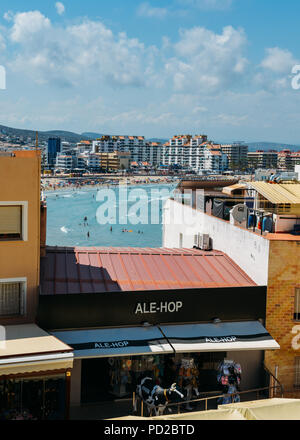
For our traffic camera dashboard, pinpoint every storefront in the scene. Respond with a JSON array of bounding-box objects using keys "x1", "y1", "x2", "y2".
[
  {"x1": 0, "y1": 324, "x2": 74, "y2": 420},
  {"x1": 51, "y1": 321, "x2": 279, "y2": 405},
  {"x1": 38, "y1": 247, "x2": 280, "y2": 414},
  {"x1": 38, "y1": 285, "x2": 280, "y2": 409}
]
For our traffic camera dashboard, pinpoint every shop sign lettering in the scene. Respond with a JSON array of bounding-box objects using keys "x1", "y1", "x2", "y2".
[
  {"x1": 135, "y1": 301, "x2": 183, "y2": 314},
  {"x1": 205, "y1": 336, "x2": 237, "y2": 343},
  {"x1": 94, "y1": 341, "x2": 129, "y2": 349}
]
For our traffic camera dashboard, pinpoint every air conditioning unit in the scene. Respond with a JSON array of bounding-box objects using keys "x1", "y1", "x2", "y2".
[{"x1": 194, "y1": 233, "x2": 211, "y2": 250}]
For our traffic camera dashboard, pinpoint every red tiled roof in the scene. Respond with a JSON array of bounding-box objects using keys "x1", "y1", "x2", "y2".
[{"x1": 41, "y1": 247, "x2": 256, "y2": 295}]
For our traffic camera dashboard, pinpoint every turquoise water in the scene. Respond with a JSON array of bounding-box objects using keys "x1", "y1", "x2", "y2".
[{"x1": 45, "y1": 184, "x2": 176, "y2": 248}]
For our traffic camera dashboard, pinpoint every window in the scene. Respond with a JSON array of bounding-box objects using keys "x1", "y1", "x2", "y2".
[
  {"x1": 0, "y1": 280, "x2": 25, "y2": 316},
  {"x1": 294, "y1": 288, "x2": 300, "y2": 321},
  {"x1": 295, "y1": 357, "x2": 300, "y2": 387},
  {"x1": 0, "y1": 205, "x2": 22, "y2": 241}
]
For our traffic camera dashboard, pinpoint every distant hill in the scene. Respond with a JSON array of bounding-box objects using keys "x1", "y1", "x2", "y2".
[
  {"x1": 0, "y1": 124, "x2": 88, "y2": 143},
  {"x1": 1, "y1": 122, "x2": 299, "y2": 150},
  {"x1": 81, "y1": 132, "x2": 103, "y2": 140}
]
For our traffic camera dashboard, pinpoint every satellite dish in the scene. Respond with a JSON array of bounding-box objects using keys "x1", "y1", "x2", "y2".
[{"x1": 231, "y1": 204, "x2": 249, "y2": 224}]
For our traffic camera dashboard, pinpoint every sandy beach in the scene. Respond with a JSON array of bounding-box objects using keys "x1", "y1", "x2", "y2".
[{"x1": 41, "y1": 175, "x2": 178, "y2": 191}]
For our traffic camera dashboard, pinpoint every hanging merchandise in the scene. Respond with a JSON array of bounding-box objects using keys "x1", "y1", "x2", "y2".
[
  {"x1": 152, "y1": 356, "x2": 164, "y2": 385},
  {"x1": 108, "y1": 358, "x2": 133, "y2": 398},
  {"x1": 178, "y1": 358, "x2": 200, "y2": 411},
  {"x1": 217, "y1": 360, "x2": 242, "y2": 405},
  {"x1": 108, "y1": 358, "x2": 115, "y2": 367}
]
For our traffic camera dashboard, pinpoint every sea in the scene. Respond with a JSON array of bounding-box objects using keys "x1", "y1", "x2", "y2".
[{"x1": 45, "y1": 184, "x2": 177, "y2": 248}]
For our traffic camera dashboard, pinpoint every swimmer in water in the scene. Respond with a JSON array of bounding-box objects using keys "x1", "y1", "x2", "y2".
[
  {"x1": 87, "y1": 232, "x2": 90, "y2": 238},
  {"x1": 110, "y1": 227, "x2": 113, "y2": 232}
]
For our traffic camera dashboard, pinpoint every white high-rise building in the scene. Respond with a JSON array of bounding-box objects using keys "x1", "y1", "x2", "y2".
[
  {"x1": 162, "y1": 135, "x2": 228, "y2": 173},
  {"x1": 92, "y1": 136, "x2": 162, "y2": 167}
]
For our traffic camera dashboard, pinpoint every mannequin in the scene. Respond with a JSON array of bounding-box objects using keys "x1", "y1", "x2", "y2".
[
  {"x1": 217, "y1": 360, "x2": 242, "y2": 405},
  {"x1": 178, "y1": 358, "x2": 200, "y2": 410}
]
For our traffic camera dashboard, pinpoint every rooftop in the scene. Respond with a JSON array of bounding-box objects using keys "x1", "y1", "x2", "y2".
[
  {"x1": 249, "y1": 182, "x2": 300, "y2": 205},
  {"x1": 40, "y1": 246, "x2": 256, "y2": 295}
]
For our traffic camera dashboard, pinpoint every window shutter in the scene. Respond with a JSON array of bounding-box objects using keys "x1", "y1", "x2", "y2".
[
  {"x1": 0, "y1": 206, "x2": 22, "y2": 235},
  {"x1": 0, "y1": 282, "x2": 21, "y2": 316}
]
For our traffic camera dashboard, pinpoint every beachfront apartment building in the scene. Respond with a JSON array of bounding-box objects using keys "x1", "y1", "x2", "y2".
[
  {"x1": 92, "y1": 136, "x2": 162, "y2": 167},
  {"x1": 76, "y1": 140, "x2": 93, "y2": 154},
  {"x1": 92, "y1": 135, "x2": 146, "y2": 153},
  {"x1": 55, "y1": 154, "x2": 75, "y2": 171},
  {"x1": 220, "y1": 143, "x2": 248, "y2": 169},
  {"x1": 58, "y1": 151, "x2": 132, "y2": 172},
  {"x1": 278, "y1": 150, "x2": 300, "y2": 171},
  {"x1": 248, "y1": 151, "x2": 279, "y2": 169},
  {"x1": 161, "y1": 135, "x2": 228, "y2": 174},
  {"x1": 162, "y1": 179, "x2": 300, "y2": 396}
]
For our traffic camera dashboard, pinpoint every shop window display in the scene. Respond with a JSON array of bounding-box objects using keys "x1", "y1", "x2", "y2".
[
  {"x1": 178, "y1": 358, "x2": 200, "y2": 410},
  {"x1": 106, "y1": 352, "x2": 228, "y2": 401},
  {"x1": 0, "y1": 375, "x2": 66, "y2": 420}
]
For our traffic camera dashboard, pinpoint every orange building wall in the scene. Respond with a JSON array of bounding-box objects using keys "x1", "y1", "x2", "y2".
[
  {"x1": 265, "y1": 239, "x2": 300, "y2": 396},
  {"x1": 0, "y1": 151, "x2": 41, "y2": 324}
]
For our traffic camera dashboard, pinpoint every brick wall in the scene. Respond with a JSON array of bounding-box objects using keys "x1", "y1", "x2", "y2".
[{"x1": 265, "y1": 240, "x2": 300, "y2": 396}]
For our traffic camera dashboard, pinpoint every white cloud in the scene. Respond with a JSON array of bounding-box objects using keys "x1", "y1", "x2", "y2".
[
  {"x1": 178, "y1": 0, "x2": 233, "y2": 11},
  {"x1": 10, "y1": 11, "x2": 51, "y2": 43},
  {"x1": 137, "y1": 2, "x2": 168, "y2": 19},
  {"x1": 261, "y1": 47, "x2": 297, "y2": 73},
  {"x1": 192, "y1": 105, "x2": 208, "y2": 113},
  {"x1": 216, "y1": 113, "x2": 248, "y2": 126},
  {"x1": 3, "y1": 11, "x2": 14, "y2": 22},
  {"x1": 254, "y1": 47, "x2": 300, "y2": 92},
  {"x1": 7, "y1": 12, "x2": 157, "y2": 88},
  {"x1": 165, "y1": 25, "x2": 248, "y2": 92},
  {"x1": 55, "y1": 2, "x2": 65, "y2": 16}
]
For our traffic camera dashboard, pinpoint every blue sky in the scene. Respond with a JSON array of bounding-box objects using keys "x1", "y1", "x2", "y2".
[{"x1": 0, "y1": 0, "x2": 300, "y2": 143}]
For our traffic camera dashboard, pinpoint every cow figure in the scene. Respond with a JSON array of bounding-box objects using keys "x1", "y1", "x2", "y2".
[{"x1": 133, "y1": 377, "x2": 184, "y2": 417}]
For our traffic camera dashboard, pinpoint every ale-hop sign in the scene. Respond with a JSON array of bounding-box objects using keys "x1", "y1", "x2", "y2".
[{"x1": 135, "y1": 301, "x2": 183, "y2": 314}]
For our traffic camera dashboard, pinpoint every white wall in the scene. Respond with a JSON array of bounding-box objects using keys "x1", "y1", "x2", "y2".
[
  {"x1": 163, "y1": 199, "x2": 270, "y2": 285},
  {"x1": 274, "y1": 214, "x2": 299, "y2": 233}
]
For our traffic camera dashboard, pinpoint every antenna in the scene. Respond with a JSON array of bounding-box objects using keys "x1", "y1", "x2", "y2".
[{"x1": 36, "y1": 131, "x2": 39, "y2": 149}]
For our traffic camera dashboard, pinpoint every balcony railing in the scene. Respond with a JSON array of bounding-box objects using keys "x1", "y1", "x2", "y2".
[{"x1": 135, "y1": 384, "x2": 284, "y2": 417}]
